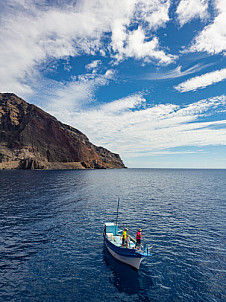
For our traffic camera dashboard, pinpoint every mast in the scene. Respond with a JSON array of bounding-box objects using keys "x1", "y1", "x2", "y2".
[
  {"x1": 116, "y1": 198, "x2": 120, "y2": 225},
  {"x1": 115, "y1": 198, "x2": 120, "y2": 235}
]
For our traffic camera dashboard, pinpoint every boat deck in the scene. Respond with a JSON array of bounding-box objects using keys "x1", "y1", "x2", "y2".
[{"x1": 106, "y1": 233, "x2": 136, "y2": 249}]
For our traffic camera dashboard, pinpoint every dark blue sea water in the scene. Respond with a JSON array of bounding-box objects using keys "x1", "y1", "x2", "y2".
[{"x1": 0, "y1": 169, "x2": 225, "y2": 302}]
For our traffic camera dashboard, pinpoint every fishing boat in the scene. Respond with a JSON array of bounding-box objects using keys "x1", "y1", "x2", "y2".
[
  {"x1": 103, "y1": 222, "x2": 150, "y2": 270},
  {"x1": 103, "y1": 199, "x2": 151, "y2": 270}
]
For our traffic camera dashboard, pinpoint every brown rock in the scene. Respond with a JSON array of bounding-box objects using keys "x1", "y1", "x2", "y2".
[{"x1": 0, "y1": 93, "x2": 126, "y2": 170}]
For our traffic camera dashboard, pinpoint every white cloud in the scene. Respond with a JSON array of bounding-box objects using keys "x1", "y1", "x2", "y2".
[
  {"x1": 85, "y1": 60, "x2": 102, "y2": 71},
  {"x1": 174, "y1": 68, "x2": 226, "y2": 92},
  {"x1": 144, "y1": 63, "x2": 212, "y2": 80},
  {"x1": 110, "y1": 0, "x2": 171, "y2": 58},
  {"x1": 116, "y1": 27, "x2": 177, "y2": 64},
  {"x1": 176, "y1": 0, "x2": 209, "y2": 26},
  {"x1": 189, "y1": 0, "x2": 226, "y2": 55},
  {"x1": 44, "y1": 71, "x2": 115, "y2": 114},
  {"x1": 104, "y1": 69, "x2": 115, "y2": 79},
  {"x1": 148, "y1": 150, "x2": 200, "y2": 155},
  {"x1": 134, "y1": 0, "x2": 170, "y2": 29},
  {"x1": 0, "y1": 0, "x2": 176, "y2": 96},
  {"x1": 45, "y1": 90, "x2": 226, "y2": 160},
  {"x1": 0, "y1": 5, "x2": 104, "y2": 96},
  {"x1": 100, "y1": 94, "x2": 146, "y2": 113}
]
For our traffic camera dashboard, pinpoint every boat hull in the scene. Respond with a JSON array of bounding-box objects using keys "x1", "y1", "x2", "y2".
[
  {"x1": 104, "y1": 234, "x2": 143, "y2": 270},
  {"x1": 105, "y1": 243, "x2": 143, "y2": 270}
]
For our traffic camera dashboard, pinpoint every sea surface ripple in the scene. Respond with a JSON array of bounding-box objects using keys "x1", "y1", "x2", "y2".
[{"x1": 0, "y1": 169, "x2": 225, "y2": 301}]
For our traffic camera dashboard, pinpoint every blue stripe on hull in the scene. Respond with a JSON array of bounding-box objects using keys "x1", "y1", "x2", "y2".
[{"x1": 104, "y1": 234, "x2": 143, "y2": 259}]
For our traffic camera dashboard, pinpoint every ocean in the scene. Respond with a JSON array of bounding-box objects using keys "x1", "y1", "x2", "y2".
[{"x1": 0, "y1": 169, "x2": 225, "y2": 301}]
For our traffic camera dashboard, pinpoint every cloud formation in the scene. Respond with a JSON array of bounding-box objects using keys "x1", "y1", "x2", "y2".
[
  {"x1": 189, "y1": 0, "x2": 226, "y2": 55},
  {"x1": 176, "y1": 0, "x2": 209, "y2": 26},
  {"x1": 1, "y1": 0, "x2": 225, "y2": 98},
  {"x1": 45, "y1": 69, "x2": 115, "y2": 113},
  {"x1": 46, "y1": 90, "x2": 226, "y2": 161},
  {"x1": 0, "y1": 0, "x2": 175, "y2": 96},
  {"x1": 174, "y1": 68, "x2": 226, "y2": 92},
  {"x1": 85, "y1": 60, "x2": 102, "y2": 72},
  {"x1": 114, "y1": 27, "x2": 177, "y2": 64},
  {"x1": 144, "y1": 63, "x2": 212, "y2": 80}
]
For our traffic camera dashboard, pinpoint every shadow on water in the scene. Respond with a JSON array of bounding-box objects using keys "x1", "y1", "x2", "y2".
[{"x1": 103, "y1": 245, "x2": 153, "y2": 300}]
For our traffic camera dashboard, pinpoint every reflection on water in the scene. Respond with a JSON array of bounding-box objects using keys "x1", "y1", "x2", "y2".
[{"x1": 103, "y1": 245, "x2": 153, "y2": 300}]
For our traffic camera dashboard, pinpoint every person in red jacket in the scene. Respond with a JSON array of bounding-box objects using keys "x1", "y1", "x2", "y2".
[{"x1": 135, "y1": 228, "x2": 143, "y2": 248}]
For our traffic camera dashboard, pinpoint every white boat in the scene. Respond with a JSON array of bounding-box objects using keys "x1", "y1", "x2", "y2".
[{"x1": 103, "y1": 222, "x2": 151, "y2": 270}]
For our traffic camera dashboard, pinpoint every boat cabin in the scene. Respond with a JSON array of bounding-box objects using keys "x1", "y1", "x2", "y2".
[{"x1": 104, "y1": 222, "x2": 119, "y2": 236}]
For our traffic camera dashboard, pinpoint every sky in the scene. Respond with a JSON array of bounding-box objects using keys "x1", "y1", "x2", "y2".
[{"x1": 0, "y1": 0, "x2": 226, "y2": 168}]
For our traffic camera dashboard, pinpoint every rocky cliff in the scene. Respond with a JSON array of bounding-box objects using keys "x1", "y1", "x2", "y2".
[{"x1": 0, "y1": 93, "x2": 126, "y2": 170}]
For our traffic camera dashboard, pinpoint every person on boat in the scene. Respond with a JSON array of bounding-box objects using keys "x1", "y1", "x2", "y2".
[
  {"x1": 122, "y1": 228, "x2": 128, "y2": 246},
  {"x1": 135, "y1": 228, "x2": 143, "y2": 248}
]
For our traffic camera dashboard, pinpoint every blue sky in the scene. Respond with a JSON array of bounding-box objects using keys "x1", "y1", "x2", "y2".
[{"x1": 0, "y1": 0, "x2": 226, "y2": 168}]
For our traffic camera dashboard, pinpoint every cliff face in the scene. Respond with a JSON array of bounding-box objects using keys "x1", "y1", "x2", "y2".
[{"x1": 0, "y1": 93, "x2": 126, "y2": 170}]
